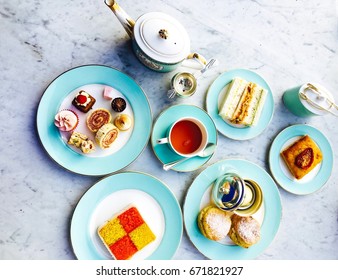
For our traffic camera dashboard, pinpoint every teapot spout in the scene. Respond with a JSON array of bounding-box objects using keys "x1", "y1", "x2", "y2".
[{"x1": 104, "y1": 0, "x2": 135, "y2": 38}]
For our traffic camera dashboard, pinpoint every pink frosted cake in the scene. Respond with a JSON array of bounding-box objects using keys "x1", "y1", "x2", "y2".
[{"x1": 54, "y1": 109, "x2": 79, "y2": 131}]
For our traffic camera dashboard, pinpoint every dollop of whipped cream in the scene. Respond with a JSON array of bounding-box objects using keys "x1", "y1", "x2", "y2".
[{"x1": 54, "y1": 110, "x2": 78, "y2": 131}]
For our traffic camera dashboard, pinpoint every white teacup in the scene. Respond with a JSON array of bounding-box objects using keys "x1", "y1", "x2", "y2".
[{"x1": 156, "y1": 117, "x2": 208, "y2": 157}]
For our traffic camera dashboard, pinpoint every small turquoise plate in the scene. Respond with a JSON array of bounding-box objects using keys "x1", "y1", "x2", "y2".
[
  {"x1": 151, "y1": 104, "x2": 217, "y2": 172},
  {"x1": 70, "y1": 172, "x2": 183, "y2": 260},
  {"x1": 184, "y1": 159, "x2": 282, "y2": 260},
  {"x1": 206, "y1": 69, "x2": 274, "y2": 140},
  {"x1": 36, "y1": 65, "x2": 152, "y2": 176},
  {"x1": 269, "y1": 124, "x2": 333, "y2": 195}
]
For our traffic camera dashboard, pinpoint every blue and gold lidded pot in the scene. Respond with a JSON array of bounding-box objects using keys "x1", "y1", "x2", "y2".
[{"x1": 212, "y1": 171, "x2": 263, "y2": 216}]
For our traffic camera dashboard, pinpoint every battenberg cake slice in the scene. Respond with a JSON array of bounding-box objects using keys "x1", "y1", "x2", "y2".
[{"x1": 98, "y1": 206, "x2": 156, "y2": 260}]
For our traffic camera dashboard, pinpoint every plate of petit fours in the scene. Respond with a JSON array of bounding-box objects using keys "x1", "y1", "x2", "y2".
[
  {"x1": 36, "y1": 65, "x2": 152, "y2": 176},
  {"x1": 269, "y1": 124, "x2": 333, "y2": 195},
  {"x1": 183, "y1": 159, "x2": 282, "y2": 260},
  {"x1": 206, "y1": 69, "x2": 274, "y2": 140},
  {"x1": 70, "y1": 172, "x2": 183, "y2": 260}
]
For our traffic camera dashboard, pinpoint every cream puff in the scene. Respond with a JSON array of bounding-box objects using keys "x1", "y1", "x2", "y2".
[{"x1": 114, "y1": 114, "x2": 132, "y2": 131}]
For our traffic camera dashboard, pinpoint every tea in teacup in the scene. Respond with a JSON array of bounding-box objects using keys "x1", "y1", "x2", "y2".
[{"x1": 157, "y1": 117, "x2": 208, "y2": 157}]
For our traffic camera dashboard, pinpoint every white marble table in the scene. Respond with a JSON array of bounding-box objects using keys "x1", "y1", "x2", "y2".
[{"x1": 0, "y1": 0, "x2": 337, "y2": 260}]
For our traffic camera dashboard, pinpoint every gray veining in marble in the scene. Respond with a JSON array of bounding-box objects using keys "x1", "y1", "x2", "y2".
[{"x1": 0, "y1": 0, "x2": 337, "y2": 260}]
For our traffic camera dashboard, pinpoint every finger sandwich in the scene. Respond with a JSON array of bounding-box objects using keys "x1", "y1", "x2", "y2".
[{"x1": 219, "y1": 77, "x2": 267, "y2": 126}]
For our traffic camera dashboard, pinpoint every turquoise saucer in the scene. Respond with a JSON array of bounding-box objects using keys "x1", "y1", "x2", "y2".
[
  {"x1": 206, "y1": 69, "x2": 274, "y2": 140},
  {"x1": 151, "y1": 104, "x2": 217, "y2": 172}
]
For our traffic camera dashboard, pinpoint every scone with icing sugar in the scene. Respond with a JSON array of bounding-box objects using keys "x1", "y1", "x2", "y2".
[
  {"x1": 197, "y1": 205, "x2": 231, "y2": 241},
  {"x1": 229, "y1": 214, "x2": 261, "y2": 248}
]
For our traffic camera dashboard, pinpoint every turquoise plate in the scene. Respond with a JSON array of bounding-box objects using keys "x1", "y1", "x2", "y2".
[
  {"x1": 206, "y1": 69, "x2": 274, "y2": 140},
  {"x1": 36, "y1": 65, "x2": 152, "y2": 176},
  {"x1": 151, "y1": 104, "x2": 217, "y2": 172},
  {"x1": 269, "y1": 124, "x2": 333, "y2": 195},
  {"x1": 184, "y1": 159, "x2": 282, "y2": 260},
  {"x1": 70, "y1": 172, "x2": 183, "y2": 260}
]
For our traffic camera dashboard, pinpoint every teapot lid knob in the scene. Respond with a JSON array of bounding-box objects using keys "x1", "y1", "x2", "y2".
[{"x1": 159, "y1": 29, "x2": 169, "y2": 39}]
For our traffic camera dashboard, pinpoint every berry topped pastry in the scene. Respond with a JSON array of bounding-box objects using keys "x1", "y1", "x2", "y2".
[{"x1": 72, "y1": 90, "x2": 96, "y2": 113}]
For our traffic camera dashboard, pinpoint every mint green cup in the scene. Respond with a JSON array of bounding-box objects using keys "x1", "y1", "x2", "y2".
[
  {"x1": 282, "y1": 83, "x2": 334, "y2": 117},
  {"x1": 282, "y1": 85, "x2": 316, "y2": 117}
]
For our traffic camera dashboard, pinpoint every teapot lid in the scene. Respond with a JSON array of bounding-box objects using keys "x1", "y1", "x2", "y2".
[{"x1": 134, "y1": 12, "x2": 190, "y2": 64}]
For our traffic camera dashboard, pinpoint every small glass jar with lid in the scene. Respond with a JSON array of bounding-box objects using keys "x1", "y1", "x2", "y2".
[{"x1": 212, "y1": 171, "x2": 263, "y2": 216}]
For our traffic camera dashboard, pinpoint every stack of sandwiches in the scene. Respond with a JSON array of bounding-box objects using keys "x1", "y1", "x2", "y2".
[{"x1": 219, "y1": 77, "x2": 267, "y2": 127}]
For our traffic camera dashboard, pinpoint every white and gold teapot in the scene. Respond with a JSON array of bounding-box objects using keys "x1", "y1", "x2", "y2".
[{"x1": 105, "y1": 0, "x2": 204, "y2": 72}]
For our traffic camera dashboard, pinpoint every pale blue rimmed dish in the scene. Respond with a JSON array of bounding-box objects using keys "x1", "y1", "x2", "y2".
[
  {"x1": 206, "y1": 69, "x2": 274, "y2": 140},
  {"x1": 151, "y1": 104, "x2": 217, "y2": 172},
  {"x1": 184, "y1": 159, "x2": 282, "y2": 260},
  {"x1": 70, "y1": 171, "x2": 183, "y2": 260},
  {"x1": 36, "y1": 65, "x2": 152, "y2": 176},
  {"x1": 269, "y1": 124, "x2": 333, "y2": 195}
]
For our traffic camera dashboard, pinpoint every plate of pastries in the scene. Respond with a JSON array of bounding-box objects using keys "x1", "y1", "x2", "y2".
[
  {"x1": 184, "y1": 159, "x2": 282, "y2": 260},
  {"x1": 269, "y1": 124, "x2": 333, "y2": 195},
  {"x1": 37, "y1": 65, "x2": 152, "y2": 176}
]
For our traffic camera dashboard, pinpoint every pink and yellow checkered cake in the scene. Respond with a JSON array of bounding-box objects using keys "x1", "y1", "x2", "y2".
[{"x1": 98, "y1": 206, "x2": 156, "y2": 260}]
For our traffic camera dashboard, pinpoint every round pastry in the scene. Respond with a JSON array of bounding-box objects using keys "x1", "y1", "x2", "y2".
[
  {"x1": 111, "y1": 97, "x2": 127, "y2": 112},
  {"x1": 86, "y1": 108, "x2": 112, "y2": 132},
  {"x1": 114, "y1": 114, "x2": 132, "y2": 131},
  {"x1": 95, "y1": 123, "x2": 119, "y2": 149},
  {"x1": 54, "y1": 109, "x2": 79, "y2": 132},
  {"x1": 197, "y1": 205, "x2": 231, "y2": 241},
  {"x1": 229, "y1": 214, "x2": 261, "y2": 248}
]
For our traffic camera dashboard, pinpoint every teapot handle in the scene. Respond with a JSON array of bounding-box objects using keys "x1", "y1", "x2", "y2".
[
  {"x1": 104, "y1": 0, "x2": 135, "y2": 38},
  {"x1": 181, "y1": 52, "x2": 207, "y2": 69}
]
